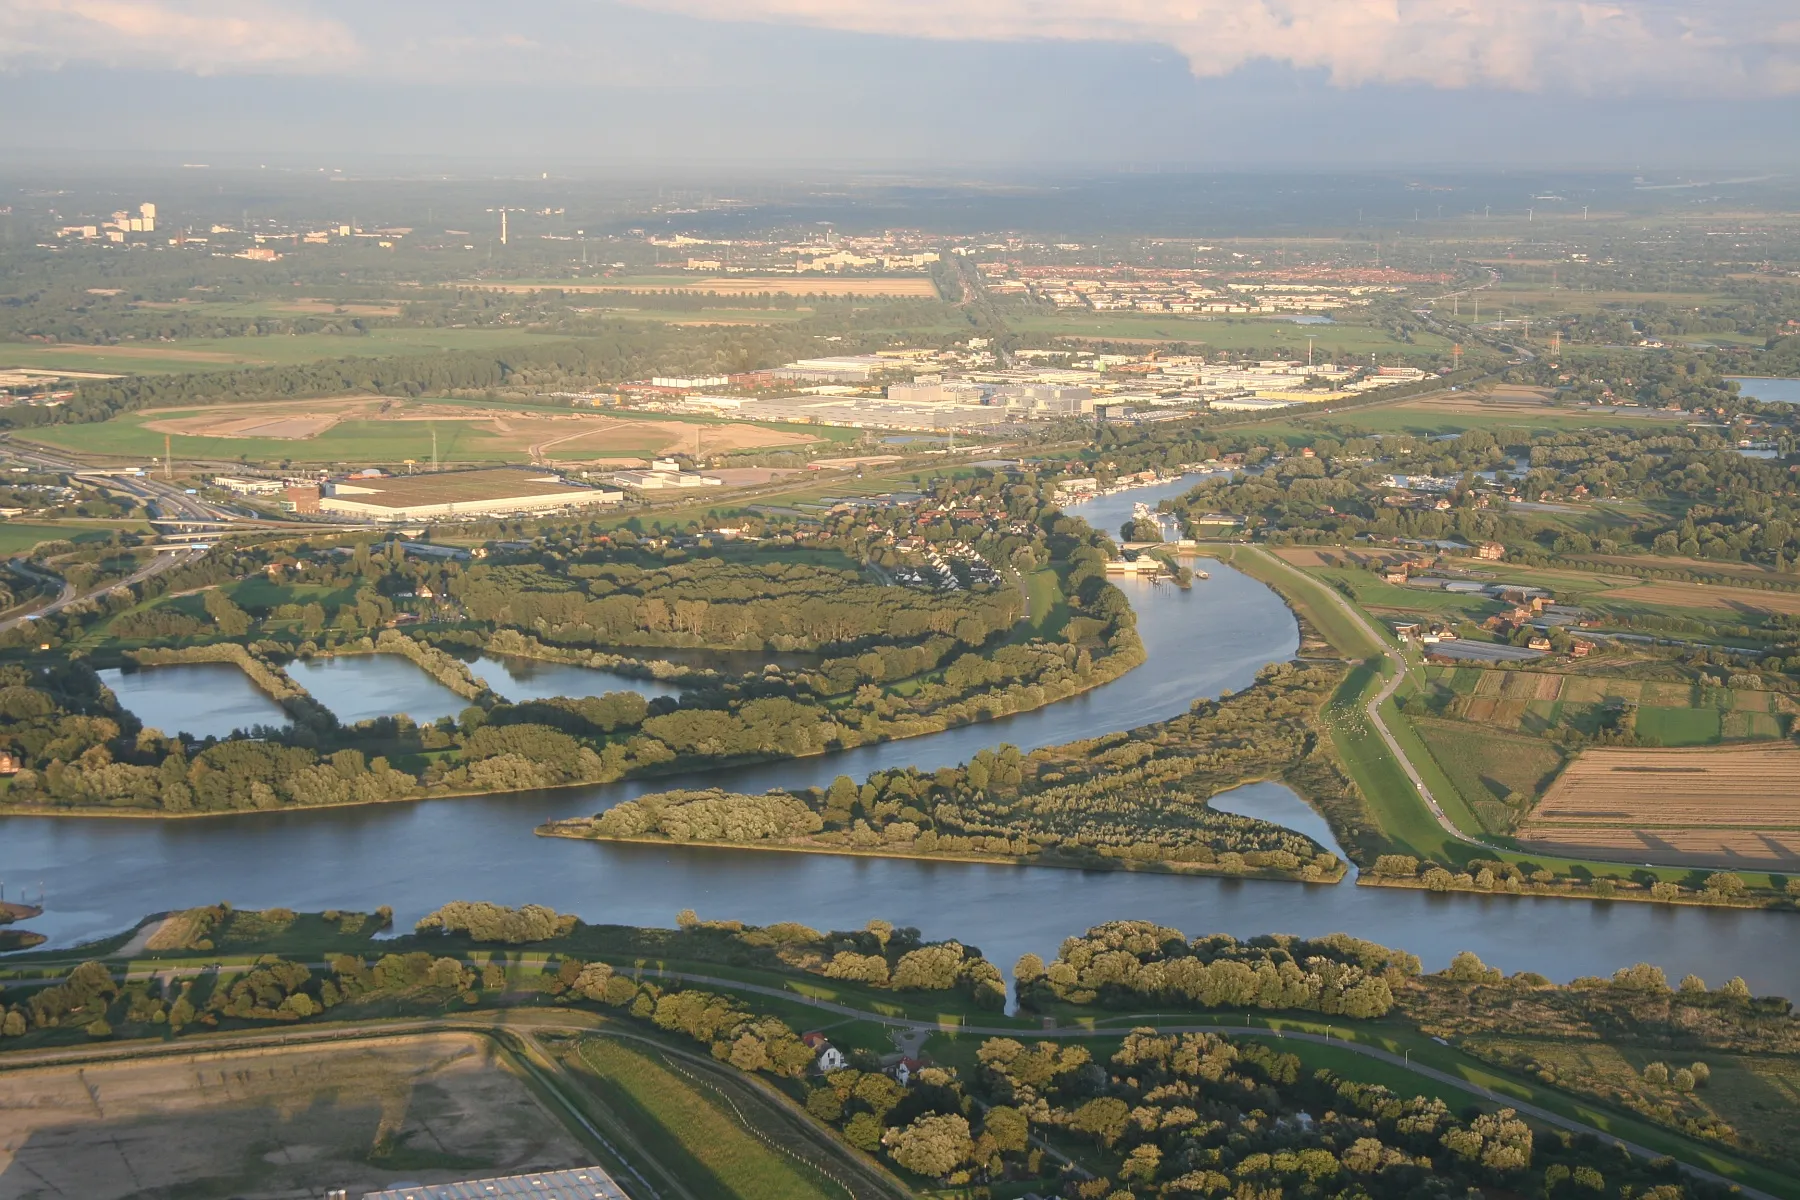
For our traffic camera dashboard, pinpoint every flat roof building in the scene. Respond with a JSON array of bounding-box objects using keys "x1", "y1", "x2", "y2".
[
  {"x1": 356, "y1": 1166, "x2": 629, "y2": 1200},
  {"x1": 319, "y1": 468, "x2": 622, "y2": 522}
]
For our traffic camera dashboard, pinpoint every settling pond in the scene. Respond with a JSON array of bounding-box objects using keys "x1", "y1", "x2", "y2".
[{"x1": 13, "y1": 477, "x2": 1800, "y2": 994}]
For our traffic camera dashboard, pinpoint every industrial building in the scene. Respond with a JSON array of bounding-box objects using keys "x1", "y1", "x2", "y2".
[
  {"x1": 317, "y1": 468, "x2": 622, "y2": 521},
  {"x1": 352, "y1": 1166, "x2": 628, "y2": 1199}
]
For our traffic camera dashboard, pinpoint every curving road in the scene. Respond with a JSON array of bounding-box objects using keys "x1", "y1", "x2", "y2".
[{"x1": 0, "y1": 546, "x2": 205, "y2": 634}]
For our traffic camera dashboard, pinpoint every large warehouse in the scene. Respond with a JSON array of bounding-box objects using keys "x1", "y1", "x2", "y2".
[{"x1": 319, "y1": 468, "x2": 623, "y2": 521}]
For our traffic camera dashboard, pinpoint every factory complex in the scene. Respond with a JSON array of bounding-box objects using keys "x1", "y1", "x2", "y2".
[{"x1": 295, "y1": 468, "x2": 624, "y2": 522}]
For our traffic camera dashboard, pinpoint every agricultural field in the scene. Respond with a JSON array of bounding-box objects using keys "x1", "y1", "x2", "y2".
[
  {"x1": 1423, "y1": 666, "x2": 1792, "y2": 745},
  {"x1": 1515, "y1": 743, "x2": 1800, "y2": 869},
  {"x1": 0, "y1": 326, "x2": 579, "y2": 375},
  {"x1": 470, "y1": 275, "x2": 941, "y2": 297},
  {"x1": 23, "y1": 396, "x2": 825, "y2": 467},
  {"x1": 1411, "y1": 717, "x2": 1566, "y2": 832},
  {"x1": 0, "y1": 1032, "x2": 589, "y2": 1200}
]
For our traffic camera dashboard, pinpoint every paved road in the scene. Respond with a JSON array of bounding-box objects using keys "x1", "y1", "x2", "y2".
[{"x1": 0, "y1": 546, "x2": 203, "y2": 633}]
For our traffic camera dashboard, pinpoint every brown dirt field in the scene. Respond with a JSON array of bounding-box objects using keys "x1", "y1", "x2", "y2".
[
  {"x1": 1268, "y1": 547, "x2": 1332, "y2": 567},
  {"x1": 0, "y1": 1032, "x2": 587, "y2": 1200},
  {"x1": 1606, "y1": 580, "x2": 1800, "y2": 616},
  {"x1": 472, "y1": 276, "x2": 939, "y2": 298},
  {"x1": 1514, "y1": 827, "x2": 1800, "y2": 870},
  {"x1": 1518, "y1": 744, "x2": 1800, "y2": 867},
  {"x1": 140, "y1": 398, "x2": 818, "y2": 459}
]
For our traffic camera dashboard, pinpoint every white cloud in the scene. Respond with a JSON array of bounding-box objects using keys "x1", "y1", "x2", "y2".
[
  {"x1": 0, "y1": 0, "x2": 1791, "y2": 95},
  {"x1": 0, "y1": 0, "x2": 362, "y2": 72},
  {"x1": 617, "y1": 0, "x2": 1800, "y2": 94}
]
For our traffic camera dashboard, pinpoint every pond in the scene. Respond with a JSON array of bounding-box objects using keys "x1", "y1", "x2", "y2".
[
  {"x1": 468, "y1": 654, "x2": 684, "y2": 704},
  {"x1": 98, "y1": 663, "x2": 290, "y2": 741},
  {"x1": 286, "y1": 655, "x2": 469, "y2": 726}
]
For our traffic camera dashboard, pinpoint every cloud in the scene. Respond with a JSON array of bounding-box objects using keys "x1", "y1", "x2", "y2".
[
  {"x1": 0, "y1": 0, "x2": 362, "y2": 72},
  {"x1": 618, "y1": 0, "x2": 1800, "y2": 94}
]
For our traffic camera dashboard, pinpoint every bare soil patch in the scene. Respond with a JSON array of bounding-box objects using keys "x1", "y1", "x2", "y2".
[
  {"x1": 0, "y1": 1032, "x2": 586, "y2": 1200},
  {"x1": 1518, "y1": 743, "x2": 1800, "y2": 868},
  {"x1": 1606, "y1": 580, "x2": 1800, "y2": 616}
]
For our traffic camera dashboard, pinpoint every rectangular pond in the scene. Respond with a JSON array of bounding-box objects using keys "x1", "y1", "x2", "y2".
[
  {"x1": 286, "y1": 655, "x2": 470, "y2": 726},
  {"x1": 98, "y1": 664, "x2": 291, "y2": 741},
  {"x1": 468, "y1": 655, "x2": 683, "y2": 704}
]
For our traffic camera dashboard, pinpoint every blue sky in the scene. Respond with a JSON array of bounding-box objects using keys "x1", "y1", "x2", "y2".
[{"x1": 2, "y1": 0, "x2": 1795, "y2": 167}]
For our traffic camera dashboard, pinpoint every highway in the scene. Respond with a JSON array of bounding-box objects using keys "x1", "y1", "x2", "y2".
[{"x1": 0, "y1": 546, "x2": 204, "y2": 633}]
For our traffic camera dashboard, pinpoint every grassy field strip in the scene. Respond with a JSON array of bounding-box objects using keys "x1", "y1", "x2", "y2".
[
  {"x1": 501, "y1": 1031, "x2": 672, "y2": 1199},
  {"x1": 570, "y1": 1035, "x2": 842, "y2": 1200},
  {"x1": 650, "y1": 1048, "x2": 868, "y2": 1199}
]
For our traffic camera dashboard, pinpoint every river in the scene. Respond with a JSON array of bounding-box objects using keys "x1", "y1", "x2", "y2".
[{"x1": 7, "y1": 476, "x2": 1799, "y2": 995}]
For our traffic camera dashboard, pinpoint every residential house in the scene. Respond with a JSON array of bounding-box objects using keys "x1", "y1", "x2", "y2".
[{"x1": 801, "y1": 1032, "x2": 847, "y2": 1074}]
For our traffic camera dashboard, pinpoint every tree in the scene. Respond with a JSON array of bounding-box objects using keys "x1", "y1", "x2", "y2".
[
  {"x1": 805, "y1": 1087, "x2": 842, "y2": 1123},
  {"x1": 1068, "y1": 1097, "x2": 1131, "y2": 1148},
  {"x1": 843, "y1": 1112, "x2": 883, "y2": 1152},
  {"x1": 884, "y1": 1113, "x2": 972, "y2": 1179},
  {"x1": 982, "y1": 1106, "x2": 1029, "y2": 1154}
]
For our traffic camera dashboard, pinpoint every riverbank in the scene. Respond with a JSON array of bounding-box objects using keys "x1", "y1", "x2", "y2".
[
  {"x1": 1360, "y1": 872, "x2": 1799, "y2": 911},
  {"x1": 534, "y1": 821, "x2": 1350, "y2": 885}
]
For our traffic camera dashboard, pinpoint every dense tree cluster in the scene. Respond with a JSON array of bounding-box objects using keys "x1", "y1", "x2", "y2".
[{"x1": 1019, "y1": 922, "x2": 1417, "y2": 1017}]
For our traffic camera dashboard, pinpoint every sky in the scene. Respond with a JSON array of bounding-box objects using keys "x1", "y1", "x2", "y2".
[{"x1": 1, "y1": 0, "x2": 1797, "y2": 168}]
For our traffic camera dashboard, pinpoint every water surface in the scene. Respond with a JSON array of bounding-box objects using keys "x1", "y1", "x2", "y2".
[
  {"x1": 1729, "y1": 377, "x2": 1800, "y2": 405},
  {"x1": 469, "y1": 655, "x2": 683, "y2": 704},
  {"x1": 98, "y1": 664, "x2": 290, "y2": 741},
  {"x1": 287, "y1": 656, "x2": 469, "y2": 726}
]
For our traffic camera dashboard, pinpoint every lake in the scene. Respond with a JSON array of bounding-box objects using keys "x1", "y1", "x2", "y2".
[
  {"x1": 468, "y1": 655, "x2": 684, "y2": 704},
  {"x1": 1729, "y1": 376, "x2": 1800, "y2": 405},
  {"x1": 97, "y1": 664, "x2": 291, "y2": 741},
  {"x1": 11, "y1": 476, "x2": 1800, "y2": 997}
]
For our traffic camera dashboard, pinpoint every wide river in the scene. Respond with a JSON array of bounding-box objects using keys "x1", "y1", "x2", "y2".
[{"x1": 7, "y1": 478, "x2": 1799, "y2": 993}]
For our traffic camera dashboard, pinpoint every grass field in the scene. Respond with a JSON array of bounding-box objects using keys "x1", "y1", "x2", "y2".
[
  {"x1": 0, "y1": 521, "x2": 126, "y2": 554},
  {"x1": 24, "y1": 396, "x2": 825, "y2": 466},
  {"x1": 1413, "y1": 717, "x2": 1566, "y2": 833},
  {"x1": 1006, "y1": 313, "x2": 1451, "y2": 355},
  {"x1": 564, "y1": 1035, "x2": 840, "y2": 1200},
  {"x1": 1425, "y1": 666, "x2": 1792, "y2": 747},
  {"x1": 1464, "y1": 1035, "x2": 1800, "y2": 1175},
  {"x1": 0, "y1": 326, "x2": 582, "y2": 375}
]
